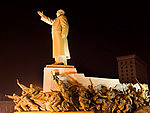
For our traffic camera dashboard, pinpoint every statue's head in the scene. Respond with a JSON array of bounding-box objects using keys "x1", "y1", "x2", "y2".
[
  {"x1": 56, "y1": 9, "x2": 65, "y2": 17},
  {"x1": 30, "y1": 84, "x2": 33, "y2": 88},
  {"x1": 22, "y1": 91, "x2": 26, "y2": 95},
  {"x1": 13, "y1": 93, "x2": 17, "y2": 96}
]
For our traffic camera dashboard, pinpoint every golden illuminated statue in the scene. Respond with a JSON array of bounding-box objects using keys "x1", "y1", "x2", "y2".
[{"x1": 37, "y1": 9, "x2": 70, "y2": 65}]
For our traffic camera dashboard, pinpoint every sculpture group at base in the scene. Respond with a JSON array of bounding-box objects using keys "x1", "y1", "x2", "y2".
[{"x1": 6, "y1": 71, "x2": 150, "y2": 113}]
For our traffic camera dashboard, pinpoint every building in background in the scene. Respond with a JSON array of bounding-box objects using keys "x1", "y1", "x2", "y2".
[
  {"x1": 0, "y1": 93, "x2": 14, "y2": 113},
  {"x1": 117, "y1": 54, "x2": 148, "y2": 83},
  {"x1": 0, "y1": 93, "x2": 6, "y2": 101}
]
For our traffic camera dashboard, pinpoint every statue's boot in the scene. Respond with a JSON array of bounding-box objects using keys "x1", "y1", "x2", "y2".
[{"x1": 52, "y1": 62, "x2": 64, "y2": 65}]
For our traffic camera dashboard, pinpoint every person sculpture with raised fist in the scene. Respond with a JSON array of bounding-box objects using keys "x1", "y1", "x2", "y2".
[{"x1": 37, "y1": 9, "x2": 70, "y2": 65}]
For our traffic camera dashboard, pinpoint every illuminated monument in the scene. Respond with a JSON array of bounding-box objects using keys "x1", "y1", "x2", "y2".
[
  {"x1": 37, "y1": 9, "x2": 120, "y2": 92},
  {"x1": 37, "y1": 9, "x2": 70, "y2": 65},
  {"x1": 5, "y1": 9, "x2": 150, "y2": 113}
]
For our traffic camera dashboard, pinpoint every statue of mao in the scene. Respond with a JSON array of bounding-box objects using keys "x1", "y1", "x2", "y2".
[{"x1": 37, "y1": 9, "x2": 70, "y2": 65}]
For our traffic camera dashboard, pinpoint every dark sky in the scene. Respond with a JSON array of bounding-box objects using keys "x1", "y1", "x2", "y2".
[{"x1": 0, "y1": 6, "x2": 150, "y2": 94}]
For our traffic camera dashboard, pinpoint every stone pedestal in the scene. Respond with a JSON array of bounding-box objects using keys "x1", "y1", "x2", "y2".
[
  {"x1": 43, "y1": 65, "x2": 78, "y2": 92},
  {"x1": 43, "y1": 65, "x2": 122, "y2": 92}
]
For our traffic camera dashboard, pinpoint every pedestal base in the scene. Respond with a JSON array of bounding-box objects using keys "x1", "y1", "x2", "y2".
[
  {"x1": 43, "y1": 65, "x2": 78, "y2": 92},
  {"x1": 43, "y1": 65, "x2": 121, "y2": 92}
]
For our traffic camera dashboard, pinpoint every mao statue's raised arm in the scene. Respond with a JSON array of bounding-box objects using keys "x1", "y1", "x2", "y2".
[
  {"x1": 37, "y1": 11, "x2": 54, "y2": 25},
  {"x1": 37, "y1": 9, "x2": 70, "y2": 65}
]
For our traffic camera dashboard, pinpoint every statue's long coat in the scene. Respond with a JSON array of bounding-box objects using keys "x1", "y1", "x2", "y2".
[{"x1": 41, "y1": 15, "x2": 70, "y2": 59}]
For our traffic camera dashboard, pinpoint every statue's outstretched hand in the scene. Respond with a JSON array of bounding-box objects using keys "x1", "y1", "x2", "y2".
[
  {"x1": 37, "y1": 11, "x2": 43, "y2": 17},
  {"x1": 17, "y1": 79, "x2": 19, "y2": 84}
]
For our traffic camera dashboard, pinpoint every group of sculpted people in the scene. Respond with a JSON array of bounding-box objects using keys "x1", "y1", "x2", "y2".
[{"x1": 6, "y1": 71, "x2": 150, "y2": 113}]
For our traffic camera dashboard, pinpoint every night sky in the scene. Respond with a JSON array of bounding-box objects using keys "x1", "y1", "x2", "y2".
[{"x1": 0, "y1": 6, "x2": 150, "y2": 94}]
